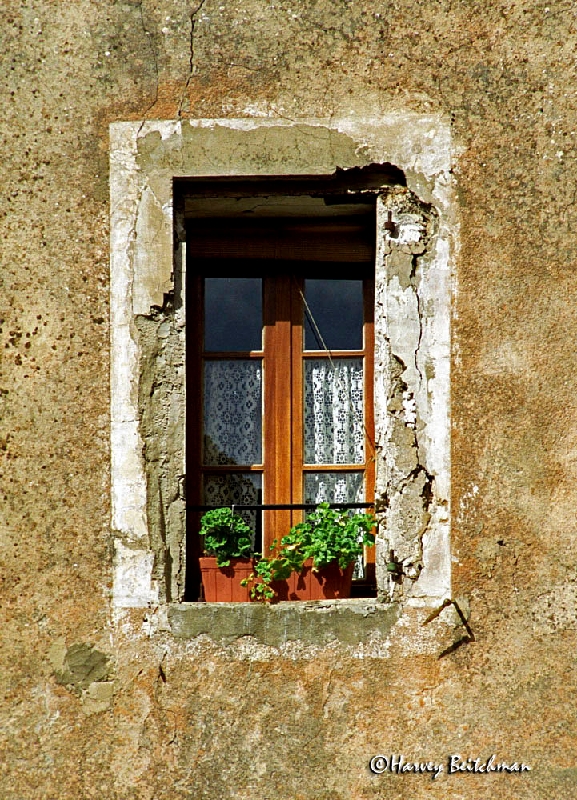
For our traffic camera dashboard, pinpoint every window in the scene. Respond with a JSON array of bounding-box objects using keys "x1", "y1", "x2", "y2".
[
  {"x1": 185, "y1": 203, "x2": 376, "y2": 599},
  {"x1": 111, "y1": 118, "x2": 453, "y2": 612}
]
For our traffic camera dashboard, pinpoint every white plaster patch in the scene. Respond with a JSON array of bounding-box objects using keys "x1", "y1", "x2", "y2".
[
  {"x1": 133, "y1": 185, "x2": 173, "y2": 315},
  {"x1": 457, "y1": 483, "x2": 480, "y2": 525},
  {"x1": 113, "y1": 541, "x2": 158, "y2": 608},
  {"x1": 479, "y1": 342, "x2": 525, "y2": 374}
]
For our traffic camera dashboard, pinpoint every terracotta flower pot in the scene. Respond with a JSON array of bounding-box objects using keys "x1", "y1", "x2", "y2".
[
  {"x1": 199, "y1": 557, "x2": 255, "y2": 602},
  {"x1": 272, "y1": 559, "x2": 355, "y2": 601}
]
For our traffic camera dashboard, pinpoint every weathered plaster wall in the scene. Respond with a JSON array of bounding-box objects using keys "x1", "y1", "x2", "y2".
[{"x1": 2, "y1": 1, "x2": 577, "y2": 798}]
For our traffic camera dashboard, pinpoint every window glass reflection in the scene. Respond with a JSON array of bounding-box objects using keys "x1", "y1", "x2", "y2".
[
  {"x1": 204, "y1": 278, "x2": 262, "y2": 351},
  {"x1": 304, "y1": 279, "x2": 363, "y2": 351}
]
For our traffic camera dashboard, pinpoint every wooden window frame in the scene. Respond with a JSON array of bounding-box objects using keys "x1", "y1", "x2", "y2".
[{"x1": 186, "y1": 260, "x2": 375, "y2": 599}]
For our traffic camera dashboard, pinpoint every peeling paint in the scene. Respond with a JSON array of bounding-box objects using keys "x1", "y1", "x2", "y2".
[{"x1": 375, "y1": 193, "x2": 451, "y2": 602}]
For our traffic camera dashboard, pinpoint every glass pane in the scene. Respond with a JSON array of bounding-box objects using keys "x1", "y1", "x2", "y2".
[
  {"x1": 304, "y1": 358, "x2": 364, "y2": 464},
  {"x1": 203, "y1": 360, "x2": 262, "y2": 465},
  {"x1": 304, "y1": 279, "x2": 363, "y2": 351},
  {"x1": 204, "y1": 278, "x2": 262, "y2": 351},
  {"x1": 203, "y1": 473, "x2": 262, "y2": 547},
  {"x1": 304, "y1": 472, "x2": 364, "y2": 505}
]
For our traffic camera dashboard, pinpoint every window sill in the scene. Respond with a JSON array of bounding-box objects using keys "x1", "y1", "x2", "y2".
[{"x1": 168, "y1": 599, "x2": 400, "y2": 646}]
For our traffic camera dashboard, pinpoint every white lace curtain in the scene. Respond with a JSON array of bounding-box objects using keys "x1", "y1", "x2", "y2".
[
  {"x1": 304, "y1": 358, "x2": 364, "y2": 465},
  {"x1": 202, "y1": 357, "x2": 364, "y2": 507},
  {"x1": 304, "y1": 472, "x2": 364, "y2": 504},
  {"x1": 203, "y1": 360, "x2": 262, "y2": 466}
]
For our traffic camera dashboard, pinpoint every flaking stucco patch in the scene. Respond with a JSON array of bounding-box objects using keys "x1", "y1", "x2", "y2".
[
  {"x1": 374, "y1": 193, "x2": 450, "y2": 601},
  {"x1": 113, "y1": 540, "x2": 158, "y2": 608},
  {"x1": 53, "y1": 643, "x2": 111, "y2": 695}
]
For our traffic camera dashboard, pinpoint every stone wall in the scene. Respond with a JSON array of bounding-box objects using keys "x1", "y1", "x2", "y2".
[{"x1": 2, "y1": 1, "x2": 577, "y2": 798}]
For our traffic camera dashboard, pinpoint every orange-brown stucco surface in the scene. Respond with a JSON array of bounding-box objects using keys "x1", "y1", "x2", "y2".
[{"x1": 2, "y1": 1, "x2": 577, "y2": 798}]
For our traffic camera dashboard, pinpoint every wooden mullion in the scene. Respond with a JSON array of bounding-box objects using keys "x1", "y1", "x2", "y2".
[{"x1": 263, "y1": 274, "x2": 293, "y2": 550}]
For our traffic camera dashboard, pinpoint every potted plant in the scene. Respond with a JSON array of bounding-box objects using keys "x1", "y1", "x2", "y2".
[
  {"x1": 242, "y1": 503, "x2": 376, "y2": 601},
  {"x1": 198, "y1": 508, "x2": 255, "y2": 602}
]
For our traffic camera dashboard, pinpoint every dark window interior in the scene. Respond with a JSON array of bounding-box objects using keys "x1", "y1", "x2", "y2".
[{"x1": 180, "y1": 179, "x2": 379, "y2": 600}]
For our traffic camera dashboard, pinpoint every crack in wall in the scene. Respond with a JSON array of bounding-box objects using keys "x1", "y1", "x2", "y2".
[
  {"x1": 412, "y1": 255, "x2": 425, "y2": 386},
  {"x1": 136, "y1": 1, "x2": 160, "y2": 134},
  {"x1": 178, "y1": 0, "x2": 209, "y2": 117}
]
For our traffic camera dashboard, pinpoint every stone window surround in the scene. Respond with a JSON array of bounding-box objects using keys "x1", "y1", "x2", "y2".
[{"x1": 110, "y1": 116, "x2": 455, "y2": 618}]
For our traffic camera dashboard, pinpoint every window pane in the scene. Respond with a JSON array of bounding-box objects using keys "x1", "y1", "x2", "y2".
[
  {"x1": 304, "y1": 358, "x2": 364, "y2": 464},
  {"x1": 203, "y1": 473, "x2": 262, "y2": 546},
  {"x1": 203, "y1": 360, "x2": 262, "y2": 465},
  {"x1": 304, "y1": 472, "x2": 364, "y2": 504},
  {"x1": 304, "y1": 279, "x2": 363, "y2": 351},
  {"x1": 204, "y1": 278, "x2": 262, "y2": 351}
]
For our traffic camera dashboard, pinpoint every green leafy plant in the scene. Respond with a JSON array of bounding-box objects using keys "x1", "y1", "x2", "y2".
[
  {"x1": 242, "y1": 503, "x2": 376, "y2": 601},
  {"x1": 199, "y1": 507, "x2": 253, "y2": 567},
  {"x1": 280, "y1": 502, "x2": 376, "y2": 570},
  {"x1": 241, "y1": 558, "x2": 277, "y2": 602}
]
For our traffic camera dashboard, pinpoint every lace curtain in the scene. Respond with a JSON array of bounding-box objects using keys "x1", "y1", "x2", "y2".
[
  {"x1": 203, "y1": 360, "x2": 262, "y2": 465},
  {"x1": 304, "y1": 360, "x2": 365, "y2": 576},
  {"x1": 204, "y1": 358, "x2": 363, "y2": 468},
  {"x1": 304, "y1": 358, "x2": 364, "y2": 465},
  {"x1": 304, "y1": 472, "x2": 364, "y2": 504}
]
